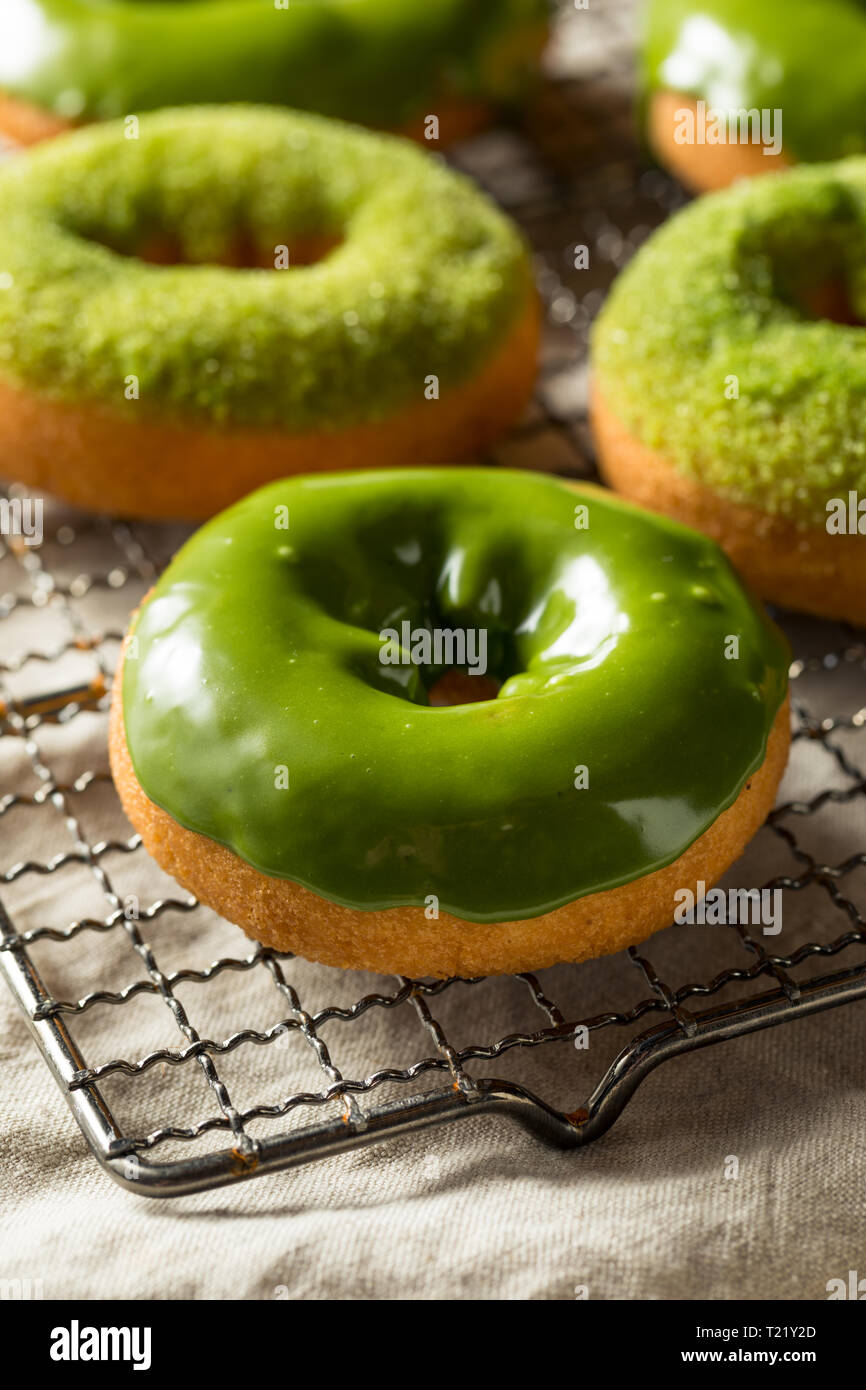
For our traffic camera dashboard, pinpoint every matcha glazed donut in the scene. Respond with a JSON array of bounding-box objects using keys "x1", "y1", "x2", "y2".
[
  {"x1": 0, "y1": 107, "x2": 539, "y2": 519},
  {"x1": 643, "y1": 0, "x2": 866, "y2": 192},
  {"x1": 591, "y1": 159, "x2": 866, "y2": 626},
  {"x1": 0, "y1": 0, "x2": 549, "y2": 148},
  {"x1": 110, "y1": 469, "x2": 790, "y2": 979}
]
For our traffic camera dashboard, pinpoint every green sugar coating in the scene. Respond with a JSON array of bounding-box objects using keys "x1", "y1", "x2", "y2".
[
  {"x1": 0, "y1": 106, "x2": 531, "y2": 429},
  {"x1": 592, "y1": 158, "x2": 866, "y2": 525}
]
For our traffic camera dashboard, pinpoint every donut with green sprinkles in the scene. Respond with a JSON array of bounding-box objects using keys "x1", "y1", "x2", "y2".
[
  {"x1": 0, "y1": 106, "x2": 539, "y2": 519},
  {"x1": 591, "y1": 158, "x2": 866, "y2": 625}
]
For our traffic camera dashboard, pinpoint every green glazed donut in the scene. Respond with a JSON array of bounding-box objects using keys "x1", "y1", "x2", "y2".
[
  {"x1": 591, "y1": 158, "x2": 866, "y2": 625},
  {"x1": 0, "y1": 0, "x2": 549, "y2": 145},
  {"x1": 644, "y1": 0, "x2": 866, "y2": 188},
  {"x1": 111, "y1": 468, "x2": 790, "y2": 975},
  {"x1": 0, "y1": 106, "x2": 538, "y2": 519}
]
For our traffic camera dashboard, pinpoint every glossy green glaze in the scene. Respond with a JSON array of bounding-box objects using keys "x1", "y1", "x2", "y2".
[
  {"x1": 644, "y1": 0, "x2": 866, "y2": 162},
  {"x1": 0, "y1": 107, "x2": 530, "y2": 427},
  {"x1": 0, "y1": 0, "x2": 548, "y2": 127},
  {"x1": 592, "y1": 158, "x2": 866, "y2": 525},
  {"x1": 122, "y1": 469, "x2": 789, "y2": 922}
]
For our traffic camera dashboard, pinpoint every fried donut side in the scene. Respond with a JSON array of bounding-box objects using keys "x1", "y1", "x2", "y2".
[
  {"x1": 591, "y1": 389, "x2": 866, "y2": 626},
  {"x1": 0, "y1": 291, "x2": 539, "y2": 521},
  {"x1": 109, "y1": 653, "x2": 790, "y2": 980}
]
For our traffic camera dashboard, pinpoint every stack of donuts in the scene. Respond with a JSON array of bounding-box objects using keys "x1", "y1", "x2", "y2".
[{"x1": 9, "y1": 0, "x2": 861, "y2": 979}]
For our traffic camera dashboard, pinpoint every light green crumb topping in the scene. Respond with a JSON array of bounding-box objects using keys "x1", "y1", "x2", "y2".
[
  {"x1": 0, "y1": 106, "x2": 530, "y2": 429},
  {"x1": 592, "y1": 158, "x2": 866, "y2": 525}
]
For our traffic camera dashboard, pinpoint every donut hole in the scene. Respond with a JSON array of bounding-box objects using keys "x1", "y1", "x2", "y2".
[
  {"x1": 285, "y1": 504, "x2": 637, "y2": 710},
  {"x1": 741, "y1": 200, "x2": 866, "y2": 325},
  {"x1": 793, "y1": 277, "x2": 863, "y2": 326},
  {"x1": 90, "y1": 228, "x2": 343, "y2": 270},
  {"x1": 57, "y1": 138, "x2": 348, "y2": 271},
  {"x1": 427, "y1": 670, "x2": 502, "y2": 706},
  {"x1": 373, "y1": 619, "x2": 517, "y2": 708}
]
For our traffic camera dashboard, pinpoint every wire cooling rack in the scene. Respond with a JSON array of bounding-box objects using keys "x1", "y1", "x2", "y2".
[{"x1": 1, "y1": 0, "x2": 865, "y2": 1197}]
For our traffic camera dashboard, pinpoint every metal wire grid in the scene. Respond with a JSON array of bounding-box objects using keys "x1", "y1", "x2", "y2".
[{"x1": 1, "y1": 0, "x2": 865, "y2": 1196}]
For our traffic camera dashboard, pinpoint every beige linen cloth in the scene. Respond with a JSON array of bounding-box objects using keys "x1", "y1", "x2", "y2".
[
  {"x1": 1, "y1": 738, "x2": 865, "y2": 1303},
  {"x1": 2, "y1": 952, "x2": 866, "y2": 1303},
  {"x1": 1, "y1": 1, "x2": 865, "y2": 1302},
  {"x1": 0, "y1": 1011, "x2": 865, "y2": 1303}
]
